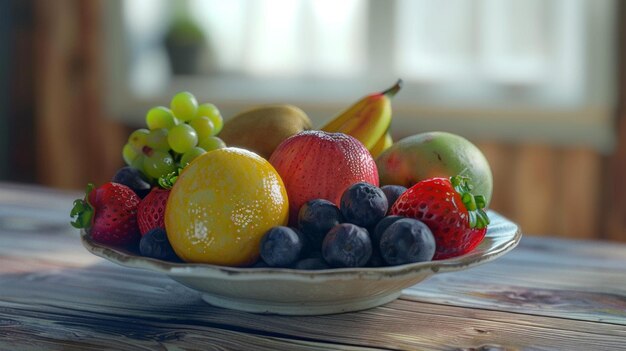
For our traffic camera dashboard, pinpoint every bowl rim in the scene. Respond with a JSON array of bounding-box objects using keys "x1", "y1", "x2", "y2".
[{"x1": 80, "y1": 211, "x2": 522, "y2": 282}]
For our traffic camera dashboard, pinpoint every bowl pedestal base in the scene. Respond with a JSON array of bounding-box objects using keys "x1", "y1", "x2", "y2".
[{"x1": 201, "y1": 291, "x2": 403, "y2": 315}]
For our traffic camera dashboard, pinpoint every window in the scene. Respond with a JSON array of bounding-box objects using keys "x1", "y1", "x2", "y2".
[{"x1": 104, "y1": 0, "x2": 617, "y2": 152}]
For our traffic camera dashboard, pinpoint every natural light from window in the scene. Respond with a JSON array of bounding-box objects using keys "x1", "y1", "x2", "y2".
[{"x1": 111, "y1": 0, "x2": 615, "y2": 152}]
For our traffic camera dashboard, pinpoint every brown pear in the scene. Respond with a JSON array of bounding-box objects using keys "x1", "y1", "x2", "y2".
[{"x1": 220, "y1": 105, "x2": 312, "y2": 159}]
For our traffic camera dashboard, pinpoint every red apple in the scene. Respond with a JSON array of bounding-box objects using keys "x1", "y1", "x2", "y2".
[{"x1": 269, "y1": 131, "x2": 379, "y2": 224}]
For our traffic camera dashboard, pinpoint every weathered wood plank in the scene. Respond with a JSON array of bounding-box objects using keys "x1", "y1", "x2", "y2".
[
  {"x1": 512, "y1": 144, "x2": 559, "y2": 237},
  {"x1": 3, "y1": 246, "x2": 624, "y2": 325},
  {"x1": 403, "y1": 239, "x2": 626, "y2": 325},
  {"x1": 474, "y1": 141, "x2": 606, "y2": 241},
  {"x1": 556, "y1": 148, "x2": 602, "y2": 239},
  {"x1": 475, "y1": 141, "x2": 515, "y2": 217},
  {"x1": 2, "y1": 284, "x2": 626, "y2": 351},
  {"x1": 0, "y1": 305, "x2": 384, "y2": 351},
  {"x1": 34, "y1": 0, "x2": 126, "y2": 189},
  {"x1": 1, "y1": 246, "x2": 625, "y2": 350},
  {"x1": 405, "y1": 279, "x2": 626, "y2": 326},
  {"x1": 500, "y1": 236, "x2": 626, "y2": 272}
]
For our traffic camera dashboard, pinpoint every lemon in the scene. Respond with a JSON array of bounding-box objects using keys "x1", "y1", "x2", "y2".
[{"x1": 165, "y1": 148, "x2": 289, "y2": 266}]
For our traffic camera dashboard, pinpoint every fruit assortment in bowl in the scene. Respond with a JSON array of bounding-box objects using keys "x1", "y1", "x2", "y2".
[{"x1": 72, "y1": 82, "x2": 522, "y2": 315}]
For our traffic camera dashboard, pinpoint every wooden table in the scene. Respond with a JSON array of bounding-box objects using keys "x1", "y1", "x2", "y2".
[{"x1": 1, "y1": 182, "x2": 625, "y2": 351}]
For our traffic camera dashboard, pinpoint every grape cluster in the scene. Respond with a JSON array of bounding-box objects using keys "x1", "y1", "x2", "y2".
[{"x1": 122, "y1": 92, "x2": 226, "y2": 182}]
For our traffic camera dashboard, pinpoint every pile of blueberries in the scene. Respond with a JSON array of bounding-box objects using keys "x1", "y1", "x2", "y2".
[{"x1": 258, "y1": 182, "x2": 437, "y2": 270}]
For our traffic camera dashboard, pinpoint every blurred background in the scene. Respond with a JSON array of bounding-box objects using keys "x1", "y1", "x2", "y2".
[{"x1": 1, "y1": 0, "x2": 624, "y2": 241}]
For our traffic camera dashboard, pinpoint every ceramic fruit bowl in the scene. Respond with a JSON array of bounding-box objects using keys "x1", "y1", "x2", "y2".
[{"x1": 80, "y1": 210, "x2": 521, "y2": 316}]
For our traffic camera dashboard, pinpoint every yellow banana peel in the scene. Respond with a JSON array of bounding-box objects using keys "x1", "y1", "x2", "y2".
[
  {"x1": 370, "y1": 132, "x2": 393, "y2": 158},
  {"x1": 321, "y1": 80, "x2": 402, "y2": 150}
]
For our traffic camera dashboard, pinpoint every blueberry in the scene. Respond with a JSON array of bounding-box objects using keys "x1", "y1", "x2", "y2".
[
  {"x1": 381, "y1": 185, "x2": 407, "y2": 212},
  {"x1": 292, "y1": 227, "x2": 312, "y2": 258},
  {"x1": 340, "y1": 182, "x2": 388, "y2": 228},
  {"x1": 112, "y1": 167, "x2": 151, "y2": 198},
  {"x1": 322, "y1": 223, "x2": 372, "y2": 268},
  {"x1": 260, "y1": 226, "x2": 304, "y2": 267},
  {"x1": 298, "y1": 199, "x2": 343, "y2": 250},
  {"x1": 306, "y1": 250, "x2": 323, "y2": 259},
  {"x1": 293, "y1": 257, "x2": 330, "y2": 270},
  {"x1": 251, "y1": 259, "x2": 269, "y2": 268},
  {"x1": 139, "y1": 228, "x2": 180, "y2": 261},
  {"x1": 380, "y1": 218, "x2": 436, "y2": 266},
  {"x1": 366, "y1": 250, "x2": 386, "y2": 267},
  {"x1": 372, "y1": 215, "x2": 405, "y2": 248}
]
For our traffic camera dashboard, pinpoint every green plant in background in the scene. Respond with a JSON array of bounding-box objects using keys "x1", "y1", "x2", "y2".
[
  {"x1": 165, "y1": 17, "x2": 205, "y2": 46},
  {"x1": 164, "y1": 0, "x2": 207, "y2": 75}
]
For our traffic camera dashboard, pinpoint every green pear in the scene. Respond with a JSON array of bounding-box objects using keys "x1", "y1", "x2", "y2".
[{"x1": 376, "y1": 132, "x2": 493, "y2": 206}]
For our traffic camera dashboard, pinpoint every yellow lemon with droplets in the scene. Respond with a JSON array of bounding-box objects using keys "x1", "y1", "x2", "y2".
[{"x1": 165, "y1": 147, "x2": 289, "y2": 266}]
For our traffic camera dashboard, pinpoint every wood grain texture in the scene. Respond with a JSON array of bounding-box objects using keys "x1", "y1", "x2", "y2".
[
  {"x1": 556, "y1": 148, "x2": 602, "y2": 239},
  {"x1": 2, "y1": 185, "x2": 626, "y2": 350},
  {"x1": 475, "y1": 141, "x2": 515, "y2": 216},
  {"x1": 0, "y1": 305, "x2": 384, "y2": 351},
  {"x1": 513, "y1": 144, "x2": 559, "y2": 237},
  {"x1": 33, "y1": 0, "x2": 126, "y2": 189},
  {"x1": 0, "y1": 260, "x2": 625, "y2": 351},
  {"x1": 475, "y1": 141, "x2": 609, "y2": 241}
]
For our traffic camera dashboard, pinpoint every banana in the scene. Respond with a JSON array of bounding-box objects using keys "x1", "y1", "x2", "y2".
[
  {"x1": 370, "y1": 131, "x2": 393, "y2": 158},
  {"x1": 321, "y1": 80, "x2": 402, "y2": 150}
]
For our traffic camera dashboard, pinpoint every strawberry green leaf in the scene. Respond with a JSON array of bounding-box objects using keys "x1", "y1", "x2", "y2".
[
  {"x1": 158, "y1": 168, "x2": 183, "y2": 189},
  {"x1": 70, "y1": 183, "x2": 95, "y2": 229},
  {"x1": 70, "y1": 200, "x2": 93, "y2": 228},
  {"x1": 450, "y1": 175, "x2": 490, "y2": 229}
]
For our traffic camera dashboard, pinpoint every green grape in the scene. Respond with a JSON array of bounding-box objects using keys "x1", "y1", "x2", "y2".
[
  {"x1": 143, "y1": 150, "x2": 176, "y2": 179},
  {"x1": 146, "y1": 128, "x2": 170, "y2": 151},
  {"x1": 130, "y1": 154, "x2": 145, "y2": 171},
  {"x1": 198, "y1": 136, "x2": 226, "y2": 152},
  {"x1": 180, "y1": 147, "x2": 206, "y2": 167},
  {"x1": 197, "y1": 103, "x2": 223, "y2": 135},
  {"x1": 146, "y1": 106, "x2": 176, "y2": 130},
  {"x1": 170, "y1": 91, "x2": 198, "y2": 122},
  {"x1": 122, "y1": 143, "x2": 139, "y2": 166},
  {"x1": 128, "y1": 128, "x2": 150, "y2": 151},
  {"x1": 168, "y1": 124, "x2": 198, "y2": 153},
  {"x1": 189, "y1": 116, "x2": 215, "y2": 140}
]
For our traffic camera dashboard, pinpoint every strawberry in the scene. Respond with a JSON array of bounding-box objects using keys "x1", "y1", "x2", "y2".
[
  {"x1": 137, "y1": 187, "x2": 170, "y2": 235},
  {"x1": 390, "y1": 176, "x2": 489, "y2": 260},
  {"x1": 70, "y1": 182, "x2": 141, "y2": 247}
]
